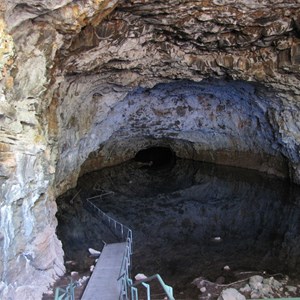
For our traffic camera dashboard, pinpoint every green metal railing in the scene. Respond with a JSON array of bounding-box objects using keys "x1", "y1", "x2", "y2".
[
  {"x1": 86, "y1": 190, "x2": 175, "y2": 300},
  {"x1": 54, "y1": 279, "x2": 77, "y2": 300},
  {"x1": 87, "y1": 193, "x2": 132, "y2": 243},
  {"x1": 122, "y1": 274, "x2": 175, "y2": 300}
]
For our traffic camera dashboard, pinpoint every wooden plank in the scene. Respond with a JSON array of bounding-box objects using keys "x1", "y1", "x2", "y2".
[{"x1": 81, "y1": 242, "x2": 127, "y2": 300}]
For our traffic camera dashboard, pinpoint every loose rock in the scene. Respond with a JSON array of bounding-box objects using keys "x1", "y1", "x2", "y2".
[
  {"x1": 218, "y1": 288, "x2": 246, "y2": 300},
  {"x1": 88, "y1": 248, "x2": 101, "y2": 257},
  {"x1": 249, "y1": 275, "x2": 264, "y2": 290}
]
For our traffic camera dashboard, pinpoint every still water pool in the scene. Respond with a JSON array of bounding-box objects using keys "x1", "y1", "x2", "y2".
[{"x1": 56, "y1": 158, "x2": 300, "y2": 298}]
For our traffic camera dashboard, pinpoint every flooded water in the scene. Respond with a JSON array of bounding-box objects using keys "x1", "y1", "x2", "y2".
[{"x1": 56, "y1": 158, "x2": 300, "y2": 299}]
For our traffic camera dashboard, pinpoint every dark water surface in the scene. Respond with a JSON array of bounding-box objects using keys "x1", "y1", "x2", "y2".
[{"x1": 56, "y1": 159, "x2": 300, "y2": 298}]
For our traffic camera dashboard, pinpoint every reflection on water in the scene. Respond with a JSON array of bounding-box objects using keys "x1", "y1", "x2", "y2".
[{"x1": 56, "y1": 159, "x2": 300, "y2": 298}]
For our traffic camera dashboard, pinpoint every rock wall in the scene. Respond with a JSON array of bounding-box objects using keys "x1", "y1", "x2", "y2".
[
  {"x1": 56, "y1": 0, "x2": 300, "y2": 185},
  {"x1": 0, "y1": 7, "x2": 64, "y2": 300},
  {"x1": 0, "y1": 0, "x2": 300, "y2": 298},
  {"x1": 77, "y1": 80, "x2": 289, "y2": 178},
  {"x1": 0, "y1": 0, "x2": 118, "y2": 298}
]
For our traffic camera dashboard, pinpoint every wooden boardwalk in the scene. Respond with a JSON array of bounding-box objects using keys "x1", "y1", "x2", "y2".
[{"x1": 81, "y1": 242, "x2": 127, "y2": 300}]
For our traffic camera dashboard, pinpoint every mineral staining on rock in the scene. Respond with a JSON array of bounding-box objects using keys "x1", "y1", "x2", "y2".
[{"x1": 1, "y1": 0, "x2": 300, "y2": 299}]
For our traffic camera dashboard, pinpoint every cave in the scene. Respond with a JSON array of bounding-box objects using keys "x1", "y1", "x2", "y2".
[
  {"x1": 1, "y1": 1, "x2": 300, "y2": 299},
  {"x1": 134, "y1": 146, "x2": 176, "y2": 169}
]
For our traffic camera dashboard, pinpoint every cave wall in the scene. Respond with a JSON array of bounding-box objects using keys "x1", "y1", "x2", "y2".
[
  {"x1": 0, "y1": 8, "x2": 65, "y2": 300},
  {"x1": 0, "y1": 0, "x2": 300, "y2": 298},
  {"x1": 0, "y1": 1, "x2": 118, "y2": 298},
  {"x1": 66, "y1": 79, "x2": 289, "y2": 178},
  {"x1": 56, "y1": 0, "x2": 300, "y2": 186}
]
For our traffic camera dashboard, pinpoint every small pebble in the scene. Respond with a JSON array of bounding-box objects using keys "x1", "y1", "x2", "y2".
[
  {"x1": 88, "y1": 248, "x2": 101, "y2": 256},
  {"x1": 90, "y1": 265, "x2": 95, "y2": 272},
  {"x1": 223, "y1": 265, "x2": 230, "y2": 271},
  {"x1": 44, "y1": 290, "x2": 53, "y2": 295},
  {"x1": 135, "y1": 273, "x2": 147, "y2": 281},
  {"x1": 71, "y1": 271, "x2": 78, "y2": 276},
  {"x1": 77, "y1": 275, "x2": 89, "y2": 286},
  {"x1": 200, "y1": 287, "x2": 206, "y2": 293}
]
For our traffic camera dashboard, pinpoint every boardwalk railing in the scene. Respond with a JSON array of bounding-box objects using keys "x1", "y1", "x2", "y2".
[
  {"x1": 86, "y1": 193, "x2": 133, "y2": 299},
  {"x1": 87, "y1": 193, "x2": 132, "y2": 242},
  {"x1": 86, "y1": 191, "x2": 174, "y2": 300},
  {"x1": 54, "y1": 279, "x2": 76, "y2": 300},
  {"x1": 118, "y1": 237, "x2": 133, "y2": 300},
  {"x1": 120, "y1": 273, "x2": 175, "y2": 300}
]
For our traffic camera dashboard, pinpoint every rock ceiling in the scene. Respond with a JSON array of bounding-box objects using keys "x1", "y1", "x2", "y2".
[{"x1": 1, "y1": 0, "x2": 300, "y2": 299}]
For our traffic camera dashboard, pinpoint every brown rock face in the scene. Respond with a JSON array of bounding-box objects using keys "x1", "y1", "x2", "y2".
[{"x1": 1, "y1": 0, "x2": 300, "y2": 298}]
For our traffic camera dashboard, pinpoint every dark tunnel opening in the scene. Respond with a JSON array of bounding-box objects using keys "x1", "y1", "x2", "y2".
[{"x1": 134, "y1": 146, "x2": 176, "y2": 169}]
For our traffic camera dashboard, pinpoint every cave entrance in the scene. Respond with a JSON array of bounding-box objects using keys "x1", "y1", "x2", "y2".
[{"x1": 134, "y1": 146, "x2": 176, "y2": 169}]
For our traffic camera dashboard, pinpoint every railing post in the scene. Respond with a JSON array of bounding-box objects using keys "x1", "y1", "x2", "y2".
[
  {"x1": 142, "y1": 282, "x2": 151, "y2": 300},
  {"x1": 114, "y1": 220, "x2": 117, "y2": 233},
  {"x1": 121, "y1": 224, "x2": 124, "y2": 239},
  {"x1": 131, "y1": 286, "x2": 138, "y2": 300}
]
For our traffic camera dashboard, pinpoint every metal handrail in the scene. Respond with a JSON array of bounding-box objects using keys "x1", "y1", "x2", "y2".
[
  {"x1": 131, "y1": 274, "x2": 174, "y2": 298},
  {"x1": 118, "y1": 240, "x2": 132, "y2": 300},
  {"x1": 54, "y1": 279, "x2": 77, "y2": 300},
  {"x1": 86, "y1": 191, "x2": 174, "y2": 300},
  {"x1": 86, "y1": 194, "x2": 133, "y2": 299},
  {"x1": 86, "y1": 195, "x2": 132, "y2": 242}
]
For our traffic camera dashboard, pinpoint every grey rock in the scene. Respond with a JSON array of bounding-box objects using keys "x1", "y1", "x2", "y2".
[
  {"x1": 239, "y1": 284, "x2": 251, "y2": 293},
  {"x1": 286, "y1": 285, "x2": 297, "y2": 293},
  {"x1": 261, "y1": 283, "x2": 274, "y2": 297},
  {"x1": 218, "y1": 288, "x2": 246, "y2": 300},
  {"x1": 250, "y1": 290, "x2": 261, "y2": 299},
  {"x1": 272, "y1": 279, "x2": 283, "y2": 291},
  {"x1": 249, "y1": 275, "x2": 264, "y2": 290}
]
